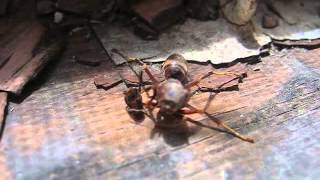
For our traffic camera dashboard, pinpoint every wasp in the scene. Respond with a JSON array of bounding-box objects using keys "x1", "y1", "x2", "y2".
[{"x1": 113, "y1": 49, "x2": 254, "y2": 143}]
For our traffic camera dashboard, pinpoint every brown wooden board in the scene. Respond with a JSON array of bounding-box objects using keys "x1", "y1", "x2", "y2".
[{"x1": 1, "y1": 25, "x2": 320, "y2": 179}]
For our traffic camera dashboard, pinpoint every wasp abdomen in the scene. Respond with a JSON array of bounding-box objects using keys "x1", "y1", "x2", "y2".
[{"x1": 162, "y1": 54, "x2": 188, "y2": 83}]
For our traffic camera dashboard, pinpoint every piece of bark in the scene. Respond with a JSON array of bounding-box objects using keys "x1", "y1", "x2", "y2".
[
  {"x1": 0, "y1": 20, "x2": 46, "y2": 94},
  {"x1": 0, "y1": 92, "x2": 7, "y2": 134},
  {"x1": 0, "y1": 20, "x2": 45, "y2": 82},
  {"x1": 94, "y1": 74, "x2": 123, "y2": 90},
  {"x1": 132, "y1": 0, "x2": 185, "y2": 32},
  {"x1": 0, "y1": 40, "x2": 64, "y2": 94},
  {"x1": 273, "y1": 39, "x2": 320, "y2": 48}
]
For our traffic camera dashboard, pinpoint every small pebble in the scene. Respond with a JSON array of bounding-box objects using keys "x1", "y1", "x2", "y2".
[
  {"x1": 262, "y1": 14, "x2": 279, "y2": 29},
  {"x1": 54, "y1": 11, "x2": 64, "y2": 24}
]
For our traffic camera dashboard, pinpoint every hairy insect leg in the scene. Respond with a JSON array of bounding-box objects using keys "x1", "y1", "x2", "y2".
[
  {"x1": 112, "y1": 48, "x2": 158, "y2": 86},
  {"x1": 138, "y1": 70, "x2": 155, "y2": 99},
  {"x1": 181, "y1": 102, "x2": 254, "y2": 142},
  {"x1": 186, "y1": 70, "x2": 243, "y2": 88},
  {"x1": 203, "y1": 92, "x2": 218, "y2": 112},
  {"x1": 205, "y1": 113, "x2": 254, "y2": 143}
]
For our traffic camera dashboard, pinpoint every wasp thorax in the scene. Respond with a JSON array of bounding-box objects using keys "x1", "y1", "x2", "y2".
[
  {"x1": 162, "y1": 53, "x2": 188, "y2": 83},
  {"x1": 158, "y1": 78, "x2": 189, "y2": 113}
]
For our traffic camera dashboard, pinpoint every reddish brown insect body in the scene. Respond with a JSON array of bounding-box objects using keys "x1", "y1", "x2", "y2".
[
  {"x1": 115, "y1": 50, "x2": 254, "y2": 143},
  {"x1": 157, "y1": 78, "x2": 190, "y2": 113},
  {"x1": 152, "y1": 54, "x2": 191, "y2": 114},
  {"x1": 162, "y1": 53, "x2": 188, "y2": 84}
]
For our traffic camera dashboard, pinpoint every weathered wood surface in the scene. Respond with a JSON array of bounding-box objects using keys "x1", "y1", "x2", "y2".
[{"x1": 1, "y1": 29, "x2": 320, "y2": 180}]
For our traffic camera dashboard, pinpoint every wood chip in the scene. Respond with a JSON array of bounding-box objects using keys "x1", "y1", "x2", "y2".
[
  {"x1": 273, "y1": 39, "x2": 320, "y2": 47},
  {"x1": 94, "y1": 74, "x2": 122, "y2": 90},
  {"x1": 132, "y1": 0, "x2": 185, "y2": 31}
]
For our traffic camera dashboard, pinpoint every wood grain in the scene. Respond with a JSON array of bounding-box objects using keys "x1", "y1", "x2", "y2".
[
  {"x1": 1, "y1": 27, "x2": 320, "y2": 179},
  {"x1": 0, "y1": 20, "x2": 46, "y2": 94}
]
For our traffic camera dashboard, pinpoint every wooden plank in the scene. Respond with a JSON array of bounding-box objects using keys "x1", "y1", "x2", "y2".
[
  {"x1": 1, "y1": 29, "x2": 320, "y2": 179},
  {"x1": 2, "y1": 44, "x2": 320, "y2": 179}
]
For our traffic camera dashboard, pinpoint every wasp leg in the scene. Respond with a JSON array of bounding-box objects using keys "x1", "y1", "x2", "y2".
[
  {"x1": 142, "y1": 64, "x2": 159, "y2": 85},
  {"x1": 186, "y1": 70, "x2": 243, "y2": 88},
  {"x1": 112, "y1": 48, "x2": 159, "y2": 88},
  {"x1": 205, "y1": 113, "x2": 254, "y2": 143},
  {"x1": 181, "y1": 104, "x2": 254, "y2": 143},
  {"x1": 179, "y1": 104, "x2": 204, "y2": 114}
]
